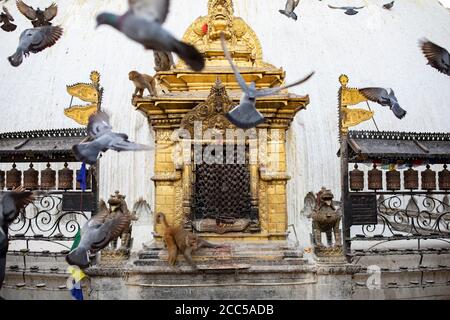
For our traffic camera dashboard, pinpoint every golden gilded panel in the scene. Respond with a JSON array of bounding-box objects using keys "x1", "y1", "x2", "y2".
[{"x1": 63, "y1": 104, "x2": 98, "y2": 126}]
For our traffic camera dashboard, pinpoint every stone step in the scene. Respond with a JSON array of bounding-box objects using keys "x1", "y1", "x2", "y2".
[
  {"x1": 138, "y1": 249, "x2": 303, "y2": 260},
  {"x1": 134, "y1": 257, "x2": 308, "y2": 267}
]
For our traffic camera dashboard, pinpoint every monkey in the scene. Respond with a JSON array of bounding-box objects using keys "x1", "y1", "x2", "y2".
[
  {"x1": 128, "y1": 70, "x2": 157, "y2": 98},
  {"x1": 155, "y1": 212, "x2": 223, "y2": 270}
]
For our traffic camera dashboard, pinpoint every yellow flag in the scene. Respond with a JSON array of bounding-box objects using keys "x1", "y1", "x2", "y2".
[{"x1": 67, "y1": 266, "x2": 87, "y2": 283}]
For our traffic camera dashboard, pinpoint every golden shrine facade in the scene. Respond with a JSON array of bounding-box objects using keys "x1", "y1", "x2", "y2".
[{"x1": 133, "y1": 0, "x2": 310, "y2": 241}]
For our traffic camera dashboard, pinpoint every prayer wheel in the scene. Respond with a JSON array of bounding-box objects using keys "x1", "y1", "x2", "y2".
[
  {"x1": 368, "y1": 164, "x2": 383, "y2": 190},
  {"x1": 23, "y1": 163, "x2": 39, "y2": 190},
  {"x1": 349, "y1": 164, "x2": 364, "y2": 191},
  {"x1": 0, "y1": 170, "x2": 5, "y2": 190},
  {"x1": 386, "y1": 168, "x2": 401, "y2": 191},
  {"x1": 6, "y1": 163, "x2": 22, "y2": 190},
  {"x1": 438, "y1": 164, "x2": 450, "y2": 191},
  {"x1": 58, "y1": 162, "x2": 73, "y2": 190},
  {"x1": 421, "y1": 165, "x2": 436, "y2": 191},
  {"x1": 76, "y1": 168, "x2": 92, "y2": 190},
  {"x1": 40, "y1": 163, "x2": 56, "y2": 190},
  {"x1": 404, "y1": 167, "x2": 419, "y2": 190}
]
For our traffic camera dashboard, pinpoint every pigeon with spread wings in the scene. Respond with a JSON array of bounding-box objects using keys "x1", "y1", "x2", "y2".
[
  {"x1": 1, "y1": 187, "x2": 34, "y2": 290},
  {"x1": 16, "y1": 0, "x2": 57, "y2": 27},
  {"x1": 65, "y1": 200, "x2": 132, "y2": 269},
  {"x1": 72, "y1": 111, "x2": 152, "y2": 165},
  {"x1": 279, "y1": 0, "x2": 300, "y2": 20},
  {"x1": 96, "y1": 0, "x2": 204, "y2": 71},
  {"x1": 419, "y1": 39, "x2": 450, "y2": 77},
  {"x1": 221, "y1": 33, "x2": 314, "y2": 129},
  {"x1": 8, "y1": 25, "x2": 63, "y2": 67},
  {"x1": 328, "y1": 5, "x2": 365, "y2": 15},
  {"x1": 359, "y1": 87, "x2": 407, "y2": 119},
  {"x1": 0, "y1": 6, "x2": 16, "y2": 32}
]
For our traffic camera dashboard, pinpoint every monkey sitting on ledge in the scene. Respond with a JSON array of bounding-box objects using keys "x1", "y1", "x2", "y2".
[
  {"x1": 156, "y1": 212, "x2": 223, "y2": 271},
  {"x1": 129, "y1": 70, "x2": 157, "y2": 98}
]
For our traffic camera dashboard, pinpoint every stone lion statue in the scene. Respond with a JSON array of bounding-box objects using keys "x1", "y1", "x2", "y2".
[{"x1": 308, "y1": 187, "x2": 342, "y2": 248}]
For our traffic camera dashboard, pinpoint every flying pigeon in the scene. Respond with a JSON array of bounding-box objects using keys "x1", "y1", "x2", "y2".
[
  {"x1": 72, "y1": 111, "x2": 152, "y2": 165},
  {"x1": 0, "y1": 188, "x2": 34, "y2": 290},
  {"x1": 7, "y1": 25, "x2": 63, "y2": 67},
  {"x1": 0, "y1": 6, "x2": 16, "y2": 32},
  {"x1": 221, "y1": 33, "x2": 314, "y2": 129},
  {"x1": 96, "y1": 0, "x2": 205, "y2": 72},
  {"x1": 419, "y1": 39, "x2": 450, "y2": 77},
  {"x1": 359, "y1": 87, "x2": 407, "y2": 119},
  {"x1": 16, "y1": 0, "x2": 57, "y2": 27},
  {"x1": 383, "y1": 1, "x2": 395, "y2": 10},
  {"x1": 0, "y1": 188, "x2": 34, "y2": 248},
  {"x1": 328, "y1": 5, "x2": 365, "y2": 15},
  {"x1": 66, "y1": 200, "x2": 132, "y2": 269},
  {"x1": 279, "y1": 0, "x2": 300, "y2": 20}
]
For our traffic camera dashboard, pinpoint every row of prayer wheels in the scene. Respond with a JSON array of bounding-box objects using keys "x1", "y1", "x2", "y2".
[
  {"x1": 0, "y1": 162, "x2": 91, "y2": 191},
  {"x1": 350, "y1": 164, "x2": 450, "y2": 191}
]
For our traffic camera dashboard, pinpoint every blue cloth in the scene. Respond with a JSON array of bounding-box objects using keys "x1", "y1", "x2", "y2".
[
  {"x1": 76, "y1": 162, "x2": 87, "y2": 192},
  {"x1": 70, "y1": 280, "x2": 84, "y2": 301}
]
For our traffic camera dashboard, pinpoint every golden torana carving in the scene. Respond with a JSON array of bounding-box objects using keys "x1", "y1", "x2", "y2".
[
  {"x1": 65, "y1": 71, "x2": 102, "y2": 125},
  {"x1": 180, "y1": 79, "x2": 237, "y2": 135}
]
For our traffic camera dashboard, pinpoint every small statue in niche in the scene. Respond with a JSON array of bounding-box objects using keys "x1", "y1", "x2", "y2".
[
  {"x1": 153, "y1": 51, "x2": 176, "y2": 72},
  {"x1": 308, "y1": 187, "x2": 342, "y2": 248},
  {"x1": 129, "y1": 70, "x2": 157, "y2": 97}
]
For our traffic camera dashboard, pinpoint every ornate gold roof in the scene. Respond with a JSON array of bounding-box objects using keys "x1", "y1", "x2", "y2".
[{"x1": 133, "y1": 0, "x2": 310, "y2": 130}]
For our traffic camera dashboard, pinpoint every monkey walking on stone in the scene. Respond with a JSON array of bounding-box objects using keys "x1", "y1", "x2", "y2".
[
  {"x1": 129, "y1": 70, "x2": 157, "y2": 97},
  {"x1": 156, "y1": 212, "x2": 224, "y2": 271}
]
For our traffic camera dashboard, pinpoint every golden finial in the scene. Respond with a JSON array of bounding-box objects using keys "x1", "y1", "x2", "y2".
[
  {"x1": 90, "y1": 71, "x2": 100, "y2": 84},
  {"x1": 339, "y1": 74, "x2": 349, "y2": 87}
]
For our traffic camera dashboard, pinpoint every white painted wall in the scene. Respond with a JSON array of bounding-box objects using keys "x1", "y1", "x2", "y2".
[{"x1": 0, "y1": 0, "x2": 449, "y2": 249}]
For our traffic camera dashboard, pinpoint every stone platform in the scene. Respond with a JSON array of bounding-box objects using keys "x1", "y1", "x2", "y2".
[{"x1": 85, "y1": 241, "x2": 358, "y2": 300}]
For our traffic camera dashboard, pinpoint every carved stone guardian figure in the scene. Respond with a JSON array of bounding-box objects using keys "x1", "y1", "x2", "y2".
[
  {"x1": 308, "y1": 187, "x2": 342, "y2": 256},
  {"x1": 100, "y1": 191, "x2": 138, "y2": 264}
]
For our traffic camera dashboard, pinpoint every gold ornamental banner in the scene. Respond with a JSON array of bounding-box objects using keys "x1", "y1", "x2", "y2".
[{"x1": 64, "y1": 71, "x2": 102, "y2": 125}]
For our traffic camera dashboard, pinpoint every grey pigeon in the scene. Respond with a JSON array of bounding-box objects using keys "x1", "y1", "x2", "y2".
[
  {"x1": 72, "y1": 111, "x2": 152, "y2": 165},
  {"x1": 66, "y1": 200, "x2": 131, "y2": 269},
  {"x1": 0, "y1": 189, "x2": 34, "y2": 290},
  {"x1": 279, "y1": 0, "x2": 300, "y2": 20},
  {"x1": 383, "y1": 1, "x2": 395, "y2": 10},
  {"x1": 221, "y1": 33, "x2": 314, "y2": 129},
  {"x1": 7, "y1": 25, "x2": 63, "y2": 67},
  {"x1": 16, "y1": 0, "x2": 57, "y2": 28},
  {"x1": 0, "y1": 189, "x2": 34, "y2": 248},
  {"x1": 328, "y1": 5, "x2": 365, "y2": 15},
  {"x1": 360, "y1": 87, "x2": 407, "y2": 119},
  {"x1": 419, "y1": 39, "x2": 450, "y2": 77},
  {"x1": 0, "y1": 6, "x2": 16, "y2": 32},
  {"x1": 96, "y1": 0, "x2": 205, "y2": 71}
]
